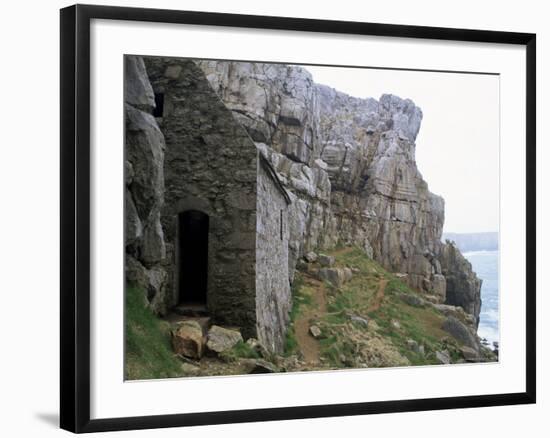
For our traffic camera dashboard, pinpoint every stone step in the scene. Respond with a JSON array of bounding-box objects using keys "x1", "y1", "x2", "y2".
[
  {"x1": 164, "y1": 313, "x2": 211, "y2": 334},
  {"x1": 172, "y1": 303, "x2": 209, "y2": 317}
]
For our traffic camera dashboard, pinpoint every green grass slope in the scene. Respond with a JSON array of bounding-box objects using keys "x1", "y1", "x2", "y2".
[
  {"x1": 125, "y1": 285, "x2": 184, "y2": 380},
  {"x1": 287, "y1": 247, "x2": 486, "y2": 368}
]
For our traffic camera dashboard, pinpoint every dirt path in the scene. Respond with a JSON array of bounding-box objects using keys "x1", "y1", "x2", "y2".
[
  {"x1": 294, "y1": 278, "x2": 327, "y2": 364},
  {"x1": 329, "y1": 247, "x2": 355, "y2": 257},
  {"x1": 367, "y1": 278, "x2": 387, "y2": 313}
]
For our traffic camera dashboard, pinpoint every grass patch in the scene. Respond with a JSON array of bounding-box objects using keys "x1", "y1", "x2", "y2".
[
  {"x1": 320, "y1": 247, "x2": 455, "y2": 367},
  {"x1": 367, "y1": 293, "x2": 448, "y2": 365},
  {"x1": 284, "y1": 272, "x2": 306, "y2": 355},
  {"x1": 286, "y1": 247, "x2": 467, "y2": 368},
  {"x1": 319, "y1": 335, "x2": 357, "y2": 368},
  {"x1": 220, "y1": 340, "x2": 260, "y2": 362},
  {"x1": 386, "y1": 277, "x2": 413, "y2": 295},
  {"x1": 125, "y1": 285, "x2": 184, "y2": 380}
]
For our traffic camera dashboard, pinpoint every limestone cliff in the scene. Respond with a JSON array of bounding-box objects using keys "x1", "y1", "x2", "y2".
[
  {"x1": 439, "y1": 241, "x2": 483, "y2": 327},
  {"x1": 124, "y1": 56, "x2": 168, "y2": 314},
  {"x1": 197, "y1": 60, "x2": 480, "y2": 321}
]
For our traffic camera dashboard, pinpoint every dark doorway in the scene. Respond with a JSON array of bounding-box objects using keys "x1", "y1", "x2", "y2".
[
  {"x1": 153, "y1": 92, "x2": 164, "y2": 118},
  {"x1": 178, "y1": 210, "x2": 209, "y2": 306}
]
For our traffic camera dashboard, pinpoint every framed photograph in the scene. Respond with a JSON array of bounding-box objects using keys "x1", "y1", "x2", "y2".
[{"x1": 60, "y1": 4, "x2": 536, "y2": 433}]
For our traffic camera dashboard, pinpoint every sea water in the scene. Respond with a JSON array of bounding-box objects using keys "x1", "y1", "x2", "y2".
[{"x1": 463, "y1": 250, "x2": 499, "y2": 348}]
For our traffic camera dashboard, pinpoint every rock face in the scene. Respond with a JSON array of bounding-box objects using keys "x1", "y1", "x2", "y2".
[
  {"x1": 439, "y1": 241, "x2": 482, "y2": 327},
  {"x1": 442, "y1": 315, "x2": 480, "y2": 351},
  {"x1": 196, "y1": 60, "x2": 481, "y2": 326},
  {"x1": 124, "y1": 56, "x2": 168, "y2": 315}
]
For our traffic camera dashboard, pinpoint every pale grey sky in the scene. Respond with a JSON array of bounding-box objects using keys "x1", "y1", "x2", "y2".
[{"x1": 302, "y1": 65, "x2": 499, "y2": 234}]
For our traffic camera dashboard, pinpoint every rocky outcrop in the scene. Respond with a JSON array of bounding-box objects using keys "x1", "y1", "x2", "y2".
[
  {"x1": 442, "y1": 315, "x2": 480, "y2": 351},
  {"x1": 196, "y1": 60, "x2": 481, "y2": 325},
  {"x1": 317, "y1": 88, "x2": 445, "y2": 296},
  {"x1": 440, "y1": 241, "x2": 482, "y2": 327},
  {"x1": 124, "y1": 56, "x2": 168, "y2": 315}
]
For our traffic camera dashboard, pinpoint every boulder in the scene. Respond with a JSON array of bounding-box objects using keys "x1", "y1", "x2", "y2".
[
  {"x1": 406, "y1": 339, "x2": 423, "y2": 355},
  {"x1": 317, "y1": 268, "x2": 345, "y2": 288},
  {"x1": 460, "y1": 346, "x2": 480, "y2": 362},
  {"x1": 309, "y1": 325, "x2": 322, "y2": 339},
  {"x1": 343, "y1": 267, "x2": 353, "y2": 282},
  {"x1": 442, "y1": 316, "x2": 479, "y2": 351},
  {"x1": 349, "y1": 314, "x2": 369, "y2": 329},
  {"x1": 318, "y1": 254, "x2": 335, "y2": 267},
  {"x1": 241, "y1": 358, "x2": 279, "y2": 374},
  {"x1": 296, "y1": 259, "x2": 310, "y2": 272},
  {"x1": 435, "y1": 350, "x2": 451, "y2": 365},
  {"x1": 304, "y1": 251, "x2": 318, "y2": 263},
  {"x1": 172, "y1": 320, "x2": 204, "y2": 359},
  {"x1": 206, "y1": 325, "x2": 243, "y2": 354},
  {"x1": 399, "y1": 293, "x2": 425, "y2": 308}
]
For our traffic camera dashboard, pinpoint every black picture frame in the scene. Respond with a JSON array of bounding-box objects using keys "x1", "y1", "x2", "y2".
[{"x1": 60, "y1": 4, "x2": 536, "y2": 433}]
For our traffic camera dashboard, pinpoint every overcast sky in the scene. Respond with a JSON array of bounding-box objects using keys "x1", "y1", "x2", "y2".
[{"x1": 302, "y1": 65, "x2": 499, "y2": 234}]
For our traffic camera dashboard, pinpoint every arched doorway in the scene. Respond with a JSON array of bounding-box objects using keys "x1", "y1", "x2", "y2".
[{"x1": 178, "y1": 210, "x2": 209, "y2": 306}]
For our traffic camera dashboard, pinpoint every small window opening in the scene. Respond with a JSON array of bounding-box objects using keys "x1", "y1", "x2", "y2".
[
  {"x1": 280, "y1": 209, "x2": 284, "y2": 241},
  {"x1": 153, "y1": 92, "x2": 164, "y2": 118}
]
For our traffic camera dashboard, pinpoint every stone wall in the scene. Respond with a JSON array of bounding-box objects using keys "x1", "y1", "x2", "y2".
[
  {"x1": 143, "y1": 57, "x2": 259, "y2": 337},
  {"x1": 255, "y1": 154, "x2": 292, "y2": 353}
]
